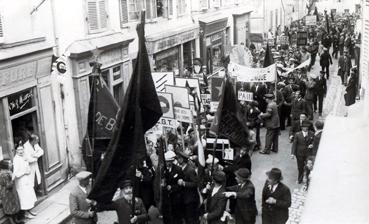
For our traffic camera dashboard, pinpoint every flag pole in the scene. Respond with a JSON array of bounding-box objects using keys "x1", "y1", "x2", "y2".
[{"x1": 210, "y1": 136, "x2": 218, "y2": 174}]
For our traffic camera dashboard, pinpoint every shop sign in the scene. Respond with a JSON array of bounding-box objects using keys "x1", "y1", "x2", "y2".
[
  {"x1": 98, "y1": 48, "x2": 124, "y2": 65},
  {"x1": 8, "y1": 89, "x2": 34, "y2": 116},
  {"x1": 151, "y1": 30, "x2": 198, "y2": 53},
  {"x1": 210, "y1": 32, "x2": 223, "y2": 42},
  {"x1": 0, "y1": 62, "x2": 37, "y2": 89}
]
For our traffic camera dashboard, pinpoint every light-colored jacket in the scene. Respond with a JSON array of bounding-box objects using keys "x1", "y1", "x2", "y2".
[{"x1": 23, "y1": 141, "x2": 44, "y2": 186}]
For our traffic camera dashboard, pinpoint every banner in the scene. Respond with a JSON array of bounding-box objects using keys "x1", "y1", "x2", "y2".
[
  {"x1": 306, "y1": 15, "x2": 317, "y2": 26},
  {"x1": 229, "y1": 63, "x2": 276, "y2": 83},
  {"x1": 152, "y1": 72, "x2": 174, "y2": 92},
  {"x1": 297, "y1": 31, "x2": 308, "y2": 46},
  {"x1": 174, "y1": 107, "x2": 193, "y2": 123},
  {"x1": 283, "y1": 58, "x2": 311, "y2": 76},
  {"x1": 238, "y1": 91, "x2": 253, "y2": 101},
  {"x1": 277, "y1": 35, "x2": 289, "y2": 45},
  {"x1": 165, "y1": 85, "x2": 190, "y2": 109},
  {"x1": 210, "y1": 77, "x2": 224, "y2": 101},
  {"x1": 157, "y1": 92, "x2": 174, "y2": 119}
]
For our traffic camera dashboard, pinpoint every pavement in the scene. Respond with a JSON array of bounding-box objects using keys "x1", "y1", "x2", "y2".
[{"x1": 23, "y1": 53, "x2": 344, "y2": 224}]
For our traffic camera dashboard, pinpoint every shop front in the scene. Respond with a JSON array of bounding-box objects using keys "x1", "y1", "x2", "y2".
[
  {"x1": 146, "y1": 25, "x2": 199, "y2": 76},
  {"x1": 67, "y1": 33, "x2": 134, "y2": 141},
  {"x1": 233, "y1": 10, "x2": 252, "y2": 46},
  {"x1": 199, "y1": 15, "x2": 228, "y2": 74},
  {"x1": 0, "y1": 43, "x2": 68, "y2": 193}
]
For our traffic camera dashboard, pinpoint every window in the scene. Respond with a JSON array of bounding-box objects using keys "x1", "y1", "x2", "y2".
[
  {"x1": 200, "y1": 0, "x2": 208, "y2": 10},
  {"x1": 0, "y1": 13, "x2": 3, "y2": 39},
  {"x1": 213, "y1": 0, "x2": 220, "y2": 8},
  {"x1": 178, "y1": 0, "x2": 187, "y2": 15},
  {"x1": 97, "y1": 65, "x2": 125, "y2": 103},
  {"x1": 120, "y1": 0, "x2": 158, "y2": 24},
  {"x1": 87, "y1": 0, "x2": 108, "y2": 34}
]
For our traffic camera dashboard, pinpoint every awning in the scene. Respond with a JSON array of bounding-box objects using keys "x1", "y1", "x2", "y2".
[
  {"x1": 67, "y1": 32, "x2": 134, "y2": 59},
  {"x1": 301, "y1": 115, "x2": 369, "y2": 224}
]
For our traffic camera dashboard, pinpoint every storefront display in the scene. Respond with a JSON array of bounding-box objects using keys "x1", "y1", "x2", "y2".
[{"x1": 154, "y1": 47, "x2": 180, "y2": 74}]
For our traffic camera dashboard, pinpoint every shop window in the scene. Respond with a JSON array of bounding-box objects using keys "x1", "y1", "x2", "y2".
[
  {"x1": 211, "y1": 45, "x2": 223, "y2": 72},
  {"x1": 178, "y1": 0, "x2": 187, "y2": 16},
  {"x1": 86, "y1": 0, "x2": 108, "y2": 34},
  {"x1": 154, "y1": 47, "x2": 179, "y2": 74},
  {"x1": 92, "y1": 65, "x2": 125, "y2": 103}
]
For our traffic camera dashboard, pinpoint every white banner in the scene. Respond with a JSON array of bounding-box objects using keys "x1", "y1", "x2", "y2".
[
  {"x1": 283, "y1": 58, "x2": 311, "y2": 76},
  {"x1": 156, "y1": 118, "x2": 176, "y2": 128},
  {"x1": 174, "y1": 107, "x2": 193, "y2": 123},
  {"x1": 229, "y1": 63, "x2": 277, "y2": 83},
  {"x1": 238, "y1": 91, "x2": 253, "y2": 101},
  {"x1": 305, "y1": 15, "x2": 317, "y2": 26}
]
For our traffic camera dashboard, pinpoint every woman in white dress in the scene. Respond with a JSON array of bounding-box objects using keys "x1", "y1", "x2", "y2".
[{"x1": 13, "y1": 146, "x2": 37, "y2": 219}]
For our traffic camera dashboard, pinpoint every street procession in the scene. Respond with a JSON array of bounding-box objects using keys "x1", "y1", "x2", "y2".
[{"x1": 0, "y1": 0, "x2": 369, "y2": 223}]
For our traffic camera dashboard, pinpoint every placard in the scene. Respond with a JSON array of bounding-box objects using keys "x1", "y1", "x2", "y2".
[
  {"x1": 152, "y1": 72, "x2": 174, "y2": 92},
  {"x1": 267, "y1": 38, "x2": 275, "y2": 46},
  {"x1": 305, "y1": 15, "x2": 317, "y2": 26},
  {"x1": 175, "y1": 78, "x2": 201, "y2": 100},
  {"x1": 201, "y1": 94, "x2": 211, "y2": 105},
  {"x1": 210, "y1": 102, "x2": 219, "y2": 112},
  {"x1": 157, "y1": 92, "x2": 174, "y2": 119},
  {"x1": 174, "y1": 107, "x2": 193, "y2": 123},
  {"x1": 277, "y1": 35, "x2": 289, "y2": 45},
  {"x1": 157, "y1": 118, "x2": 176, "y2": 128},
  {"x1": 238, "y1": 91, "x2": 253, "y2": 101},
  {"x1": 210, "y1": 77, "x2": 224, "y2": 101},
  {"x1": 223, "y1": 148, "x2": 234, "y2": 160},
  {"x1": 297, "y1": 31, "x2": 308, "y2": 46},
  {"x1": 165, "y1": 85, "x2": 190, "y2": 109}
]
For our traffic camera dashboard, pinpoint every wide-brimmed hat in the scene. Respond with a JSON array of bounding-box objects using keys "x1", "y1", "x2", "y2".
[
  {"x1": 301, "y1": 121, "x2": 312, "y2": 128},
  {"x1": 235, "y1": 168, "x2": 251, "y2": 181},
  {"x1": 266, "y1": 168, "x2": 282, "y2": 181}
]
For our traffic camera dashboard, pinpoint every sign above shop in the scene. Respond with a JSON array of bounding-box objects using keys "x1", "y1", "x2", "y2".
[
  {"x1": 8, "y1": 89, "x2": 34, "y2": 116},
  {"x1": 0, "y1": 62, "x2": 37, "y2": 89}
]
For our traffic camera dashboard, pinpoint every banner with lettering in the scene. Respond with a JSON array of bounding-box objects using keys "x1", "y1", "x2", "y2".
[
  {"x1": 305, "y1": 15, "x2": 317, "y2": 26},
  {"x1": 228, "y1": 63, "x2": 276, "y2": 83},
  {"x1": 238, "y1": 91, "x2": 253, "y2": 102}
]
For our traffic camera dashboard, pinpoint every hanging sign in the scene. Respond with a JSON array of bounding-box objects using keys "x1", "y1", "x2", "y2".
[{"x1": 229, "y1": 63, "x2": 276, "y2": 82}]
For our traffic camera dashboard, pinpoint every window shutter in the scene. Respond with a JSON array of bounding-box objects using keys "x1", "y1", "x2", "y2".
[
  {"x1": 98, "y1": 0, "x2": 107, "y2": 29},
  {"x1": 0, "y1": 14, "x2": 3, "y2": 38},
  {"x1": 120, "y1": 0, "x2": 128, "y2": 23},
  {"x1": 87, "y1": 0, "x2": 99, "y2": 32}
]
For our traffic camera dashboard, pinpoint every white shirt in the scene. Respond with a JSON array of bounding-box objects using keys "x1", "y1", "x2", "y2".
[
  {"x1": 302, "y1": 131, "x2": 308, "y2": 138},
  {"x1": 269, "y1": 183, "x2": 279, "y2": 193},
  {"x1": 315, "y1": 130, "x2": 322, "y2": 136},
  {"x1": 79, "y1": 185, "x2": 87, "y2": 194},
  {"x1": 211, "y1": 185, "x2": 221, "y2": 197}
]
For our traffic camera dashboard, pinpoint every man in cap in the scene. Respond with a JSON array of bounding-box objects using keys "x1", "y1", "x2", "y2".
[
  {"x1": 202, "y1": 171, "x2": 227, "y2": 224},
  {"x1": 176, "y1": 151, "x2": 200, "y2": 224},
  {"x1": 313, "y1": 71, "x2": 327, "y2": 116},
  {"x1": 97, "y1": 180, "x2": 150, "y2": 224},
  {"x1": 291, "y1": 121, "x2": 315, "y2": 184},
  {"x1": 259, "y1": 94, "x2": 280, "y2": 154},
  {"x1": 319, "y1": 47, "x2": 333, "y2": 79},
  {"x1": 224, "y1": 168, "x2": 258, "y2": 224},
  {"x1": 338, "y1": 49, "x2": 352, "y2": 85},
  {"x1": 69, "y1": 171, "x2": 97, "y2": 224},
  {"x1": 289, "y1": 112, "x2": 314, "y2": 143},
  {"x1": 162, "y1": 151, "x2": 184, "y2": 224},
  {"x1": 261, "y1": 168, "x2": 291, "y2": 224}
]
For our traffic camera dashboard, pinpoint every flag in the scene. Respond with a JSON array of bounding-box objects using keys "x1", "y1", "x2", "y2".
[
  {"x1": 314, "y1": 7, "x2": 319, "y2": 22},
  {"x1": 263, "y1": 44, "x2": 274, "y2": 68},
  {"x1": 88, "y1": 12, "x2": 162, "y2": 203},
  {"x1": 209, "y1": 78, "x2": 249, "y2": 147},
  {"x1": 325, "y1": 12, "x2": 330, "y2": 33},
  {"x1": 81, "y1": 73, "x2": 119, "y2": 176}
]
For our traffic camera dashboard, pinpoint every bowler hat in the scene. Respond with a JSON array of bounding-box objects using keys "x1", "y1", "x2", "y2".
[
  {"x1": 235, "y1": 168, "x2": 251, "y2": 180},
  {"x1": 266, "y1": 168, "x2": 283, "y2": 181},
  {"x1": 213, "y1": 170, "x2": 226, "y2": 183}
]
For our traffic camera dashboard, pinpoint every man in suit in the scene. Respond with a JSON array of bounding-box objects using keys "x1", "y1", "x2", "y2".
[
  {"x1": 202, "y1": 171, "x2": 227, "y2": 224},
  {"x1": 338, "y1": 49, "x2": 352, "y2": 85},
  {"x1": 176, "y1": 151, "x2": 200, "y2": 224},
  {"x1": 289, "y1": 113, "x2": 314, "y2": 143},
  {"x1": 251, "y1": 82, "x2": 268, "y2": 113},
  {"x1": 290, "y1": 90, "x2": 307, "y2": 121},
  {"x1": 259, "y1": 94, "x2": 280, "y2": 154},
  {"x1": 162, "y1": 151, "x2": 185, "y2": 224},
  {"x1": 97, "y1": 180, "x2": 150, "y2": 224},
  {"x1": 313, "y1": 71, "x2": 327, "y2": 116},
  {"x1": 320, "y1": 48, "x2": 333, "y2": 79},
  {"x1": 69, "y1": 171, "x2": 97, "y2": 224},
  {"x1": 280, "y1": 78, "x2": 295, "y2": 129},
  {"x1": 224, "y1": 168, "x2": 258, "y2": 224},
  {"x1": 262, "y1": 168, "x2": 291, "y2": 224},
  {"x1": 313, "y1": 121, "x2": 324, "y2": 156},
  {"x1": 291, "y1": 121, "x2": 315, "y2": 184}
]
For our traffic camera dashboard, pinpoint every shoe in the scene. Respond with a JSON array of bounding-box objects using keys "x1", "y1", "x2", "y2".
[
  {"x1": 259, "y1": 151, "x2": 270, "y2": 154},
  {"x1": 271, "y1": 150, "x2": 278, "y2": 153}
]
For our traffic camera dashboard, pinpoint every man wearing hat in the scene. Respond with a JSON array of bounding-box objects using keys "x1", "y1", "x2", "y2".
[
  {"x1": 176, "y1": 151, "x2": 200, "y2": 224},
  {"x1": 289, "y1": 112, "x2": 314, "y2": 143},
  {"x1": 291, "y1": 121, "x2": 315, "y2": 184},
  {"x1": 162, "y1": 151, "x2": 184, "y2": 224},
  {"x1": 69, "y1": 171, "x2": 97, "y2": 224},
  {"x1": 259, "y1": 94, "x2": 280, "y2": 154},
  {"x1": 224, "y1": 168, "x2": 258, "y2": 224},
  {"x1": 280, "y1": 78, "x2": 294, "y2": 130},
  {"x1": 319, "y1": 47, "x2": 333, "y2": 79},
  {"x1": 290, "y1": 89, "x2": 307, "y2": 121},
  {"x1": 261, "y1": 168, "x2": 291, "y2": 224},
  {"x1": 202, "y1": 171, "x2": 227, "y2": 224},
  {"x1": 97, "y1": 180, "x2": 150, "y2": 224},
  {"x1": 338, "y1": 49, "x2": 352, "y2": 85},
  {"x1": 313, "y1": 71, "x2": 327, "y2": 116}
]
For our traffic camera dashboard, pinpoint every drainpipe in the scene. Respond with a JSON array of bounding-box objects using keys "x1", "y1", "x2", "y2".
[{"x1": 50, "y1": 0, "x2": 59, "y2": 56}]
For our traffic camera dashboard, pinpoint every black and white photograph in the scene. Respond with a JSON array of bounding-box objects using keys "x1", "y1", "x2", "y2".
[{"x1": 0, "y1": 0, "x2": 368, "y2": 223}]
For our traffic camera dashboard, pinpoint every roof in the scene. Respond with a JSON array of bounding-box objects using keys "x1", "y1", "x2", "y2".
[
  {"x1": 199, "y1": 13, "x2": 228, "y2": 24},
  {"x1": 67, "y1": 32, "x2": 134, "y2": 59}
]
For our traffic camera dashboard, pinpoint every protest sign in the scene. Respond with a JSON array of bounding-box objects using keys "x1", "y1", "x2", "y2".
[
  {"x1": 229, "y1": 63, "x2": 276, "y2": 83},
  {"x1": 152, "y1": 72, "x2": 174, "y2": 92},
  {"x1": 165, "y1": 85, "x2": 190, "y2": 109},
  {"x1": 175, "y1": 78, "x2": 201, "y2": 100},
  {"x1": 174, "y1": 107, "x2": 193, "y2": 123},
  {"x1": 306, "y1": 15, "x2": 317, "y2": 26},
  {"x1": 277, "y1": 35, "x2": 289, "y2": 45},
  {"x1": 297, "y1": 31, "x2": 308, "y2": 46},
  {"x1": 157, "y1": 92, "x2": 174, "y2": 119},
  {"x1": 201, "y1": 94, "x2": 211, "y2": 105},
  {"x1": 238, "y1": 91, "x2": 253, "y2": 102}
]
